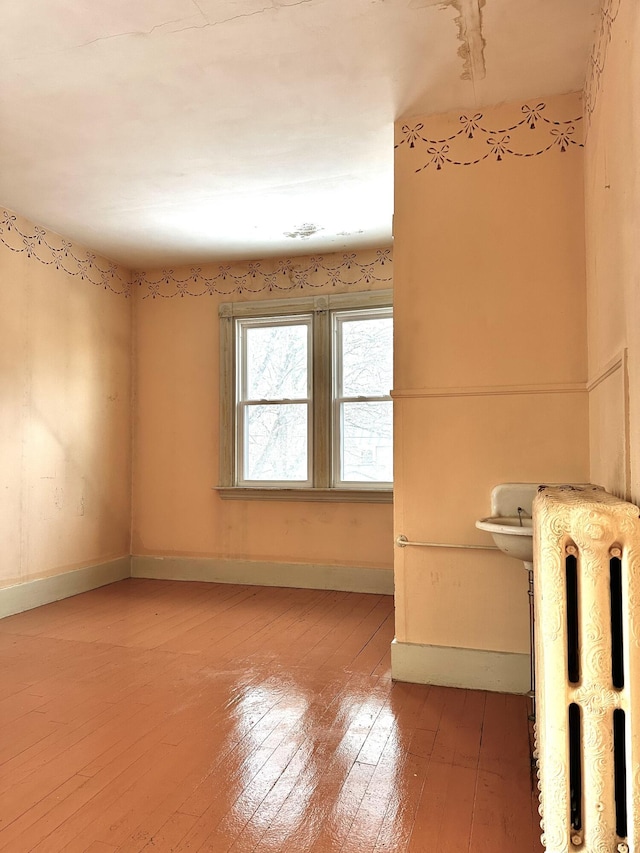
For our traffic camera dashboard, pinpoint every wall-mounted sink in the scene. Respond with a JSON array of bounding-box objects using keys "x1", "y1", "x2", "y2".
[
  {"x1": 476, "y1": 484, "x2": 538, "y2": 711},
  {"x1": 475, "y1": 516, "x2": 533, "y2": 563},
  {"x1": 475, "y1": 482, "x2": 538, "y2": 566}
]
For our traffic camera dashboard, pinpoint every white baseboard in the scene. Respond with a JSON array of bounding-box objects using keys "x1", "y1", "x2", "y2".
[
  {"x1": 0, "y1": 556, "x2": 131, "y2": 619},
  {"x1": 131, "y1": 555, "x2": 394, "y2": 595},
  {"x1": 390, "y1": 639, "x2": 530, "y2": 694}
]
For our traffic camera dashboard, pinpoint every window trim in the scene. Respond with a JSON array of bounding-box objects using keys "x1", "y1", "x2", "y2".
[
  {"x1": 331, "y1": 306, "x2": 394, "y2": 490},
  {"x1": 216, "y1": 289, "x2": 393, "y2": 502},
  {"x1": 235, "y1": 314, "x2": 313, "y2": 487}
]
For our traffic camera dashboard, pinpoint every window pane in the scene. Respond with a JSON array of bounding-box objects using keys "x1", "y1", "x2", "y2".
[
  {"x1": 341, "y1": 317, "x2": 393, "y2": 397},
  {"x1": 245, "y1": 404, "x2": 308, "y2": 481},
  {"x1": 340, "y1": 401, "x2": 393, "y2": 483},
  {"x1": 246, "y1": 323, "x2": 308, "y2": 400}
]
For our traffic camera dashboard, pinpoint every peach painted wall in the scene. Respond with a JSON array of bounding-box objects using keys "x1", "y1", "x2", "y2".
[
  {"x1": 584, "y1": 0, "x2": 640, "y2": 502},
  {"x1": 393, "y1": 92, "x2": 589, "y2": 654},
  {"x1": 132, "y1": 250, "x2": 394, "y2": 574},
  {"x1": 0, "y1": 209, "x2": 132, "y2": 589}
]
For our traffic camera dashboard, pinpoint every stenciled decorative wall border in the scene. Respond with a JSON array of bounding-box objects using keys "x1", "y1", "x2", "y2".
[
  {"x1": 584, "y1": 0, "x2": 621, "y2": 129},
  {"x1": 395, "y1": 101, "x2": 584, "y2": 173},
  {"x1": 1, "y1": 209, "x2": 392, "y2": 300},
  {"x1": 133, "y1": 249, "x2": 392, "y2": 299},
  {"x1": 0, "y1": 209, "x2": 131, "y2": 296}
]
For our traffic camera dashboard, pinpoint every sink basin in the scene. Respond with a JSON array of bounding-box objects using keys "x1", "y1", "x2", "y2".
[{"x1": 475, "y1": 516, "x2": 533, "y2": 563}]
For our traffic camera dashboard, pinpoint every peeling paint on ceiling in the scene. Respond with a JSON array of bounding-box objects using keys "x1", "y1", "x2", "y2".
[
  {"x1": 451, "y1": 0, "x2": 486, "y2": 82},
  {"x1": 283, "y1": 223, "x2": 324, "y2": 239},
  {"x1": 0, "y1": 0, "x2": 599, "y2": 266},
  {"x1": 409, "y1": 0, "x2": 486, "y2": 81}
]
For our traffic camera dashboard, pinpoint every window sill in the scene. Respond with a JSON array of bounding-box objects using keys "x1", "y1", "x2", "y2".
[{"x1": 214, "y1": 487, "x2": 393, "y2": 504}]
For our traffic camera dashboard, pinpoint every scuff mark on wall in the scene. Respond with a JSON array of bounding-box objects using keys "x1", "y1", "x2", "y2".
[{"x1": 409, "y1": 0, "x2": 486, "y2": 82}]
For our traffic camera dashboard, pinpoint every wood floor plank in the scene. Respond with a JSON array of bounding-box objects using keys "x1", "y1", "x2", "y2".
[
  {"x1": 178, "y1": 673, "x2": 377, "y2": 851},
  {"x1": 321, "y1": 596, "x2": 393, "y2": 671},
  {"x1": 37, "y1": 744, "x2": 178, "y2": 853},
  {"x1": 430, "y1": 687, "x2": 486, "y2": 770},
  {"x1": 345, "y1": 610, "x2": 395, "y2": 675},
  {"x1": 0, "y1": 774, "x2": 89, "y2": 851},
  {"x1": 221, "y1": 675, "x2": 367, "y2": 853},
  {"x1": 307, "y1": 760, "x2": 376, "y2": 853},
  {"x1": 389, "y1": 682, "x2": 430, "y2": 734},
  {"x1": 244, "y1": 678, "x2": 393, "y2": 852},
  {"x1": 0, "y1": 699, "x2": 151, "y2": 800},
  {"x1": 160, "y1": 587, "x2": 322, "y2": 658},
  {"x1": 137, "y1": 812, "x2": 199, "y2": 852},
  {"x1": 0, "y1": 708, "x2": 61, "y2": 766},
  {"x1": 214, "y1": 675, "x2": 388, "y2": 853},
  {"x1": 298, "y1": 593, "x2": 379, "y2": 669},
  {"x1": 222, "y1": 588, "x2": 342, "y2": 665},
  {"x1": 372, "y1": 750, "x2": 430, "y2": 853},
  {"x1": 0, "y1": 580, "x2": 539, "y2": 852},
  {"x1": 343, "y1": 728, "x2": 412, "y2": 852},
  {"x1": 408, "y1": 759, "x2": 477, "y2": 853},
  {"x1": 469, "y1": 692, "x2": 539, "y2": 852}
]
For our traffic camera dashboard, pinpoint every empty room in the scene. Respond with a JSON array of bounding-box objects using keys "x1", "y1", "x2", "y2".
[{"x1": 2, "y1": 0, "x2": 639, "y2": 850}]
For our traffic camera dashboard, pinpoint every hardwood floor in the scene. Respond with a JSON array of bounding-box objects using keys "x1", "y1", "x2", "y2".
[{"x1": 0, "y1": 579, "x2": 543, "y2": 852}]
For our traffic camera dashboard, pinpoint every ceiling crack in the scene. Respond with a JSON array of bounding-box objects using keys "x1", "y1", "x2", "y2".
[
  {"x1": 171, "y1": 0, "x2": 315, "y2": 34},
  {"x1": 190, "y1": 0, "x2": 209, "y2": 22},
  {"x1": 71, "y1": 16, "x2": 201, "y2": 50},
  {"x1": 15, "y1": 0, "x2": 315, "y2": 59}
]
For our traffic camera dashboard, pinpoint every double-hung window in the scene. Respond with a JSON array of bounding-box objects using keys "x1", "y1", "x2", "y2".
[
  {"x1": 237, "y1": 315, "x2": 313, "y2": 486},
  {"x1": 218, "y1": 290, "x2": 392, "y2": 501},
  {"x1": 332, "y1": 308, "x2": 393, "y2": 487}
]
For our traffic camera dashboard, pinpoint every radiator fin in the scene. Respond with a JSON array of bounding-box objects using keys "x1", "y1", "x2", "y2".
[
  {"x1": 610, "y1": 555, "x2": 624, "y2": 689},
  {"x1": 566, "y1": 553, "x2": 580, "y2": 684},
  {"x1": 533, "y1": 484, "x2": 640, "y2": 853}
]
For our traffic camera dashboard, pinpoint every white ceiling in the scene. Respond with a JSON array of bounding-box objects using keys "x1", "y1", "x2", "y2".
[{"x1": 0, "y1": 0, "x2": 598, "y2": 268}]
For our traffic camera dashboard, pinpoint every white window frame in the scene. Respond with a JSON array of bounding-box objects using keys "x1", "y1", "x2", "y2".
[
  {"x1": 216, "y1": 290, "x2": 392, "y2": 503},
  {"x1": 236, "y1": 314, "x2": 313, "y2": 487},
  {"x1": 332, "y1": 307, "x2": 394, "y2": 490}
]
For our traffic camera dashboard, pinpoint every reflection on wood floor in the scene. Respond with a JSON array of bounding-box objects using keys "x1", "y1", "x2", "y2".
[{"x1": 0, "y1": 579, "x2": 543, "y2": 852}]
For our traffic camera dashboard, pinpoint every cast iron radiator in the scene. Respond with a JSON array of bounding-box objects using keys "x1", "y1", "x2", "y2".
[{"x1": 533, "y1": 485, "x2": 640, "y2": 852}]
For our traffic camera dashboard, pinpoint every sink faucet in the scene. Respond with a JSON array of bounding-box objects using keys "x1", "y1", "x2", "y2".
[{"x1": 517, "y1": 506, "x2": 530, "y2": 526}]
